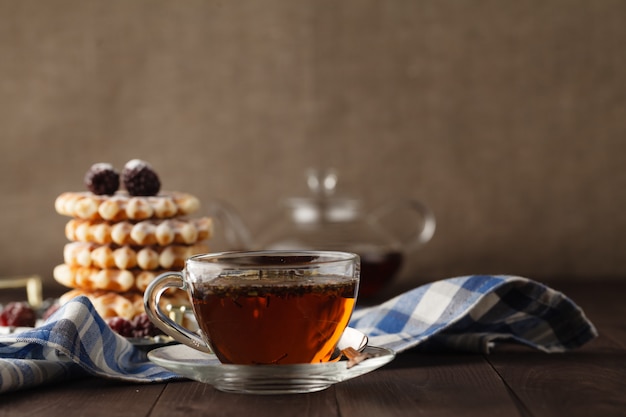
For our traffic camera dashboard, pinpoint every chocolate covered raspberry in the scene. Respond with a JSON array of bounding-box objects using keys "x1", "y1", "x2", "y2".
[
  {"x1": 84, "y1": 163, "x2": 120, "y2": 195},
  {"x1": 122, "y1": 159, "x2": 161, "y2": 196}
]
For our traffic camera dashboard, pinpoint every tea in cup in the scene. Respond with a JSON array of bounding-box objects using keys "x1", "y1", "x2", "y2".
[{"x1": 144, "y1": 251, "x2": 360, "y2": 365}]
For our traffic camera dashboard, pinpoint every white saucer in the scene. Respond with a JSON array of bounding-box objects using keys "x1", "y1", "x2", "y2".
[{"x1": 148, "y1": 329, "x2": 395, "y2": 394}]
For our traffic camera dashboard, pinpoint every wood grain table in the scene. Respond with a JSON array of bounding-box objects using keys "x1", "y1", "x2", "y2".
[{"x1": 1, "y1": 280, "x2": 624, "y2": 417}]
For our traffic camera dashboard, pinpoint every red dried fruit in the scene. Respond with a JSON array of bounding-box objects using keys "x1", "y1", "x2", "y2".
[
  {"x1": 84, "y1": 163, "x2": 120, "y2": 195},
  {"x1": 106, "y1": 317, "x2": 134, "y2": 337},
  {"x1": 131, "y1": 313, "x2": 163, "y2": 337},
  {"x1": 106, "y1": 314, "x2": 163, "y2": 338},
  {"x1": 0, "y1": 302, "x2": 37, "y2": 327},
  {"x1": 122, "y1": 159, "x2": 161, "y2": 196}
]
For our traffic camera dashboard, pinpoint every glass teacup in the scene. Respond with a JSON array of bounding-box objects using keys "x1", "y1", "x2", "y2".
[{"x1": 144, "y1": 250, "x2": 360, "y2": 365}]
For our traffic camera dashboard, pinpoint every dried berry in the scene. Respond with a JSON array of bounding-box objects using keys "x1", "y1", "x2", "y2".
[
  {"x1": 106, "y1": 314, "x2": 163, "y2": 338},
  {"x1": 122, "y1": 159, "x2": 161, "y2": 196},
  {"x1": 0, "y1": 302, "x2": 37, "y2": 327},
  {"x1": 106, "y1": 317, "x2": 134, "y2": 337},
  {"x1": 131, "y1": 313, "x2": 163, "y2": 337},
  {"x1": 84, "y1": 163, "x2": 120, "y2": 195}
]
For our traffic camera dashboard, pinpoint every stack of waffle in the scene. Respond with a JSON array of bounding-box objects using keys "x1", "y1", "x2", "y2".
[{"x1": 53, "y1": 160, "x2": 213, "y2": 322}]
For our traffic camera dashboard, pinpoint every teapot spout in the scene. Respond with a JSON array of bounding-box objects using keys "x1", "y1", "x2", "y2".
[
  {"x1": 369, "y1": 199, "x2": 436, "y2": 252},
  {"x1": 205, "y1": 200, "x2": 255, "y2": 251}
]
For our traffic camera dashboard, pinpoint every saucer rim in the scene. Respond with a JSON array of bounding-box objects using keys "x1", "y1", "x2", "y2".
[{"x1": 147, "y1": 343, "x2": 396, "y2": 394}]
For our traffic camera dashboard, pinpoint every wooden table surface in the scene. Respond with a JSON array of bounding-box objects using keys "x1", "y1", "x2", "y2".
[{"x1": 1, "y1": 280, "x2": 625, "y2": 417}]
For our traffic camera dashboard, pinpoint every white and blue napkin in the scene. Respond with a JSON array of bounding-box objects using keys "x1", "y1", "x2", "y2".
[
  {"x1": 350, "y1": 275, "x2": 597, "y2": 353},
  {"x1": 0, "y1": 275, "x2": 597, "y2": 393}
]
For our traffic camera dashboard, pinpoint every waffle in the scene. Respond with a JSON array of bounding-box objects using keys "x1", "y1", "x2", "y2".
[
  {"x1": 58, "y1": 289, "x2": 190, "y2": 320},
  {"x1": 55, "y1": 190, "x2": 200, "y2": 221},
  {"x1": 64, "y1": 216, "x2": 213, "y2": 246},
  {"x1": 63, "y1": 242, "x2": 209, "y2": 270},
  {"x1": 53, "y1": 264, "x2": 171, "y2": 293},
  {"x1": 54, "y1": 161, "x2": 215, "y2": 329}
]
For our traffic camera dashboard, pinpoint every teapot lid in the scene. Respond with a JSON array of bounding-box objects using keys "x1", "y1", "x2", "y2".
[{"x1": 285, "y1": 169, "x2": 360, "y2": 223}]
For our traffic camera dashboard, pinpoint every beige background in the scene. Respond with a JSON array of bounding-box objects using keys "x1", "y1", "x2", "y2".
[{"x1": 1, "y1": 0, "x2": 625, "y2": 296}]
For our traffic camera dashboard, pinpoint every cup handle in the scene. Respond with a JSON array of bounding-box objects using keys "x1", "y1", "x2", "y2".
[{"x1": 143, "y1": 271, "x2": 211, "y2": 354}]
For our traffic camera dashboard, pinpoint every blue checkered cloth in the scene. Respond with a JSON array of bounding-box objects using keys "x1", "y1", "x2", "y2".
[
  {"x1": 350, "y1": 275, "x2": 597, "y2": 353},
  {"x1": 0, "y1": 275, "x2": 597, "y2": 393}
]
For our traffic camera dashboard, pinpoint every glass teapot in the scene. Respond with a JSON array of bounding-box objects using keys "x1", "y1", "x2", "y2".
[{"x1": 209, "y1": 169, "x2": 435, "y2": 300}]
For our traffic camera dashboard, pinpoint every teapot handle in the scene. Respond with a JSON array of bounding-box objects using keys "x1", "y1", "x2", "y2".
[
  {"x1": 204, "y1": 200, "x2": 254, "y2": 251},
  {"x1": 369, "y1": 199, "x2": 436, "y2": 252}
]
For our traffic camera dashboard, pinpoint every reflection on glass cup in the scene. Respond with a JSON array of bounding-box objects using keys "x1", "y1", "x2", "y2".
[{"x1": 144, "y1": 251, "x2": 360, "y2": 365}]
